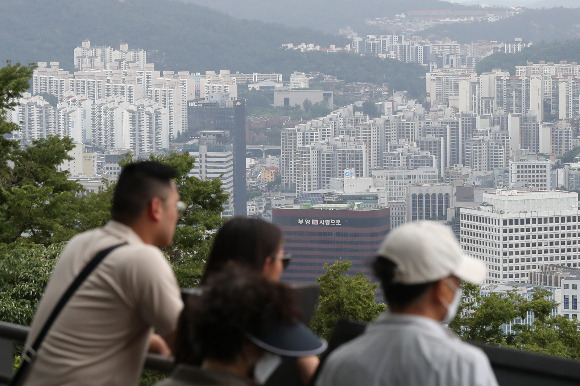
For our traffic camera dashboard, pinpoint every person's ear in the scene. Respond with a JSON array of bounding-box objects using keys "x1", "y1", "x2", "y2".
[
  {"x1": 149, "y1": 197, "x2": 163, "y2": 222},
  {"x1": 262, "y1": 256, "x2": 274, "y2": 273},
  {"x1": 431, "y1": 279, "x2": 447, "y2": 306}
]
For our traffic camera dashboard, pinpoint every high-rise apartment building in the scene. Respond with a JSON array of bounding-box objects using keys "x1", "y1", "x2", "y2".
[
  {"x1": 10, "y1": 93, "x2": 57, "y2": 142},
  {"x1": 187, "y1": 97, "x2": 247, "y2": 216},
  {"x1": 464, "y1": 127, "x2": 509, "y2": 172},
  {"x1": 383, "y1": 142, "x2": 436, "y2": 170},
  {"x1": 186, "y1": 131, "x2": 235, "y2": 217},
  {"x1": 74, "y1": 40, "x2": 147, "y2": 70},
  {"x1": 509, "y1": 158, "x2": 552, "y2": 190},
  {"x1": 426, "y1": 68, "x2": 473, "y2": 107}
]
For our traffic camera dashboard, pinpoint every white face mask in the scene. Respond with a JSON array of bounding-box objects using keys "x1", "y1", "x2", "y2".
[
  {"x1": 442, "y1": 279, "x2": 462, "y2": 324},
  {"x1": 253, "y1": 352, "x2": 282, "y2": 384}
]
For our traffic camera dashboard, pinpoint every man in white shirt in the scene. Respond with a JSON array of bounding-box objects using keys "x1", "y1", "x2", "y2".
[
  {"x1": 22, "y1": 161, "x2": 185, "y2": 385},
  {"x1": 316, "y1": 221, "x2": 498, "y2": 386}
]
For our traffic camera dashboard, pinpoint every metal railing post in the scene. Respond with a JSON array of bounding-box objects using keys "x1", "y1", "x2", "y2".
[{"x1": 0, "y1": 337, "x2": 12, "y2": 385}]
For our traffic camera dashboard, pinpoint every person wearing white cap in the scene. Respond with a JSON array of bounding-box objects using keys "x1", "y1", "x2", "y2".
[
  {"x1": 316, "y1": 221, "x2": 498, "y2": 386},
  {"x1": 157, "y1": 264, "x2": 327, "y2": 386}
]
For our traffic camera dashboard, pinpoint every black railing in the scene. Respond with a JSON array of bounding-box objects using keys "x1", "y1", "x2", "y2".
[
  {"x1": 0, "y1": 321, "x2": 172, "y2": 385},
  {"x1": 4, "y1": 318, "x2": 580, "y2": 386}
]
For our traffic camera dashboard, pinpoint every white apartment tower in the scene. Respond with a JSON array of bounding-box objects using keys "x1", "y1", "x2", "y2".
[
  {"x1": 33, "y1": 62, "x2": 72, "y2": 100},
  {"x1": 460, "y1": 190, "x2": 580, "y2": 284},
  {"x1": 10, "y1": 93, "x2": 57, "y2": 141},
  {"x1": 74, "y1": 40, "x2": 147, "y2": 70},
  {"x1": 187, "y1": 131, "x2": 235, "y2": 217}
]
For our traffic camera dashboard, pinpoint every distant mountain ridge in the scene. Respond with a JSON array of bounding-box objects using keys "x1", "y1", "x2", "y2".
[
  {"x1": 421, "y1": 7, "x2": 580, "y2": 43},
  {"x1": 0, "y1": 0, "x2": 427, "y2": 97},
  {"x1": 0, "y1": 0, "x2": 341, "y2": 72},
  {"x1": 180, "y1": 0, "x2": 485, "y2": 34},
  {"x1": 477, "y1": 39, "x2": 580, "y2": 75}
]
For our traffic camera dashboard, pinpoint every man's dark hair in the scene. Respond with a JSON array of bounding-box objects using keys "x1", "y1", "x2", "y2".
[
  {"x1": 111, "y1": 161, "x2": 177, "y2": 224},
  {"x1": 372, "y1": 256, "x2": 435, "y2": 309},
  {"x1": 177, "y1": 264, "x2": 301, "y2": 364},
  {"x1": 201, "y1": 217, "x2": 283, "y2": 284}
]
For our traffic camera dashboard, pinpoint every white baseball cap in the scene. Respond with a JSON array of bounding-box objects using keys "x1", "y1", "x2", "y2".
[{"x1": 377, "y1": 221, "x2": 486, "y2": 285}]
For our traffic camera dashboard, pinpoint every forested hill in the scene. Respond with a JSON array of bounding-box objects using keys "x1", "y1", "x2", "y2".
[
  {"x1": 421, "y1": 7, "x2": 580, "y2": 44},
  {"x1": 0, "y1": 0, "x2": 342, "y2": 72},
  {"x1": 181, "y1": 0, "x2": 484, "y2": 34},
  {"x1": 476, "y1": 39, "x2": 580, "y2": 75},
  {"x1": 0, "y1": 0, "x2": 427, "y2": 98}
]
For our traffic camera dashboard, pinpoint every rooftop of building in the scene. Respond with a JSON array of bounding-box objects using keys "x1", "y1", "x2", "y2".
[
  {"x1": 462, "y1": 190, "x2": 579, "y2": 215},
  {"x1": 481, "y1": 282, "x2": 559, "y2": 293},
  {"x1": 485, "y1": 189, "x2": 577, "y2": 198},
  {"x1": 276, "y1": 202, "x2": 383, "y2": 211}
]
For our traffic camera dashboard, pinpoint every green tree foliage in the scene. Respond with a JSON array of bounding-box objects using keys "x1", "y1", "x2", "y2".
[
  {"x1": 559, "y1": 146, "x2": 580, "y2": 163},
  {"x1": 0, "y1": 63, "x2": 86, "y2": 244},
  {"x1": 361, "y1": 100, "x2": 379, "y2": 118},
  {"x1": 0, "y1": 242, "x2": 63, "y2": 325},
  {"x1": 1, "y1": 136, "x2": 86, "y2": 244},
  {"x1": 310, "y1": 260, "x2": 386, "y2": 341},
  {"x1": 0, "y1": 62, "x2": 35, "y2": 182},
  {"x1": 449, "y1": 284, "x2": 580, "y2": 359}
]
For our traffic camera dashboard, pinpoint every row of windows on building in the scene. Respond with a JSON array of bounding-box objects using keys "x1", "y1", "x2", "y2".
[
  {"x1": 563, "y1": 295, "x2": 578, "y2": 310},
  {"x1": 284, "y1": 230, "x2": 388, "y2": 237},
  {"x1": 464, "y1": 246, "x2": 579, "y2": 256},
  {"x1": 464, "y1": 227, "x2": 576, "y2": 235},
  {"x1": 515, "y1": 164, "x2": 548, "y2": 168},
  {"x1": 461, "y1": 216, "x2": 579, "y2": 225},
  {"x1": 461, "y1": 225, "x2": 578, "y2": 242},
  {"x1": 465, "y1": 235, "x2": 579, "y2": 245}
]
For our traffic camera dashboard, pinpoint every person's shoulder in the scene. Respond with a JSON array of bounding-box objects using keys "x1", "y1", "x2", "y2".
[
  {"x1": 442, "y1": 337, "x2": 491, "y2": 366},
  {"x1": 448, "y1": 340, "x2": 498, "y2": 384},
  {"x1": 120, "y1": 243, "x2": 164, "y2": 259},
  {"x1": 321, "y1": 331, "x2": 369, "y2": 368},
  {"x1": 316, "y1": 336, "x2": 370, "y2": 386},
  {"x1": 57, "y1": 227, "x2": 106, "y2": 258},
  {"x1": 65, "y1": 227, "x2": 102, "y2": 245},
  {"x1": 112, "y1": 244, "x2": 169, "y2": 273}
]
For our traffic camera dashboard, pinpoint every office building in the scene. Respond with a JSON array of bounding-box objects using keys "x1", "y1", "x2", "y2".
[
  {"x1": 460, "y1": 190, "x2": 580, "y2": 284},
  {"x1": 372, "y1": 167, "x2": 439, "y2": 201},
  {"x1": 406, "y1": 184, "x2": 455, "y2": 222},
  {"x1": 274, "y1": 90, "x2": 333, "y2": 110},
  {"x1": 273, "y1": 203, "x2": 390, "y2": 283}
]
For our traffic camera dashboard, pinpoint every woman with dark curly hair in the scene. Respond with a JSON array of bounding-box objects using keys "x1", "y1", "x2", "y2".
[
  {"x1": 200, "y1": 217, "x2": 320, "y2": 385},
  {"x1": 157, "y1": 266, "x2": 326, "y2": 386}
]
